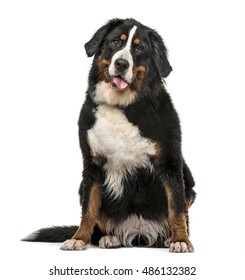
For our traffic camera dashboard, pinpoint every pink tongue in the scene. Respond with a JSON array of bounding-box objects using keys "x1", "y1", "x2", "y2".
[{"x1": 113, "y1": 77, "x2": 128, "y2": 90}]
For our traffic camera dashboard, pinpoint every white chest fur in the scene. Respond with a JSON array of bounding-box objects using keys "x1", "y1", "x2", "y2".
[{"x1": 87, "y1": 104, "x2": 156, "y2": 198}]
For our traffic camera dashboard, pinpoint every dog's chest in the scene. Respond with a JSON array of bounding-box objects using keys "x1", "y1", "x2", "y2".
[
  {"x1": 87, "y1": 104, "x2": 157, "y2": 197},
  {"x1": 88, "y1": 104, "x2": 155, "y2": 157}
]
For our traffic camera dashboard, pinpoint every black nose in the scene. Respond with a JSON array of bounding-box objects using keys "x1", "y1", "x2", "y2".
[{"x1": 114, "y1": 58, "x2": 129, "y2": 72}]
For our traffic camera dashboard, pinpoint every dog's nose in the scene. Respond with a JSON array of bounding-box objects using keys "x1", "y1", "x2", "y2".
[{"x1": 114, "y1": 59, "x2": 129, "y2": 72}]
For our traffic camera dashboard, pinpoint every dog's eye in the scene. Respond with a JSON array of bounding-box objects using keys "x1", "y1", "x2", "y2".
[
  {"x1": 135, "y1": 45, "x2": 144, "y2": 54},
  {"x1": 112, "y1": 39, "x2": 121, "y2": 48}
]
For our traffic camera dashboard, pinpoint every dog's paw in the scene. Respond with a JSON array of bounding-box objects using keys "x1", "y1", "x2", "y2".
[
  {"x1": 99, "y1": 236, "x2": 121, "y2": 249},
  {"x1": 60, "y1": 239, "x2": 87, "y2": 251},
  {"x1": 164, "y1": 238, "x2": 171, "y2": 248},
  {"x1": 169, "y1": 241, "x2": 194, "y2": 253}
]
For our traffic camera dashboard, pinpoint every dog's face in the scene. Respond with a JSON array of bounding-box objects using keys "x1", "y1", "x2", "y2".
[{"x1": 85, "y1": 19, "x2": 172, "y2": 106}]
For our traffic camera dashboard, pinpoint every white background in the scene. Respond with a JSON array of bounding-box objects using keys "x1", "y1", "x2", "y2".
[{"x1": 0, "y1": 0, "x2": 245, "y2": 279}]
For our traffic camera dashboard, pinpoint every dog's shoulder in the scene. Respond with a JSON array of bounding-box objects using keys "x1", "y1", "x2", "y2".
[{"x1": 123, "y1": 89, "x2": 181, "y2": 140}]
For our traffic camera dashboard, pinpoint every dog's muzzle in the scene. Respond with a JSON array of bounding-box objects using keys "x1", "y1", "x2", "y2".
[{"x1": 111, "y1": 58, "x2": 130, "y2": 91}]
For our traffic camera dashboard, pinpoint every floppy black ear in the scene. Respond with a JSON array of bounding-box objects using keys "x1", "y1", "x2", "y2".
[
  {"x1": 150, "y1": 30, "x2": 172, "y2": 78},
  {"x1": 84, "y1": 19, "x2": 123, "y2": 57}
]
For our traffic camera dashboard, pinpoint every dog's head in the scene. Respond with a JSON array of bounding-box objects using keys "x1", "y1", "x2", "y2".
[{"x1": 85, "y1": 18, "x2": 172, "y2": 106}]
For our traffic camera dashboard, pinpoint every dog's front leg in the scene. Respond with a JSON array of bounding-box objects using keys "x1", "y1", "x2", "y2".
[
  {"x1": 163, "y1": 171, "x2": 194, "y2": 253},
  {"x1": 60, "y1": 181, "x2": 102, "y2": 250}
]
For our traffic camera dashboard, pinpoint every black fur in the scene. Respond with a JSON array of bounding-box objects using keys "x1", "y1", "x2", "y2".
[
  {"x1": 22, "y1": 226, "x2": 78, "y2": 242},
  {"x1": 23, "y1": 18, "x2": 196, "y2": 251}
]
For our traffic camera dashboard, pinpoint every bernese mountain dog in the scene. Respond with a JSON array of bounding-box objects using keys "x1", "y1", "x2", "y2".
[{"x1": 23, "y1": 18, "x2": 196, "y2": 253}]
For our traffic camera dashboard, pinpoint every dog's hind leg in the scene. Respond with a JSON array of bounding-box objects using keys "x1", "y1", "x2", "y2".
[
  {"x1": 99, "y1": 236, "x2": 121, "y2": 249},
  {"x1": 164, "y1": 180, "x2": 194, "y2": 253},
  {"x1": 183, "y1": 160, "x2": 196, "y2": 209},
  {"x1": 93, "y1": 216, "x2": 122, "y2": 249}
]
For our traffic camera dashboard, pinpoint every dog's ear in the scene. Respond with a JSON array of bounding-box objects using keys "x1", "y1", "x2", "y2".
[
  {"x1": 150, "y1": 30, "x2": 172, "y2": 78},
  {"x1": 85, "y1": 19, "x2": 123, "y2": 57}
]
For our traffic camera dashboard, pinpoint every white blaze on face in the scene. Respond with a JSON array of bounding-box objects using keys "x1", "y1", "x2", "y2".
[{"x1": 109, "y1": 26, "x2": 137, "y2": 83}]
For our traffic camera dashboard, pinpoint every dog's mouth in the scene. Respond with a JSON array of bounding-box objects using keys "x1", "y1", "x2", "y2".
[{"x1": 111, "y1": 76, "x2": 129, "y2": 91}]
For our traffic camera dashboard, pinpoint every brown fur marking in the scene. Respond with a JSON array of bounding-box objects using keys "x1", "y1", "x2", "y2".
[
  {"x1": 154, "y1": 141, "x2": 162, "y2": 158},
  {"x1": 186, "y1": 196, "x2": 194, "y2": 209},
  {"x1": 149, "y1": 141, "x2": 162, "y2": 163},
  {"x1": 92, "y1": 154, "x2": 104, "y2": 166},
  {"x1": 133, "y1": 38, "x2": 141, "y2": 45},
  {"x1": 120, "y1": 34, "x2": 127, "y2": 41},
  {"x1": 98, "y1": 58, "x2": 111, "y2": 83},
  {"x1": 134, "y1": 65, "x2": 146, "y2": 79},
  {"x1": 164, "y1": 183, "x2": 193, "y2": 246},
  {"x1": 96, "y1": 215, "x2": 109, "y2": 234},
  {"x1": 100, "y1": 59, "x2": 110, "y2": 65},
  {"x1": 86, "y1": 136, "x2": 104, "y2": 166},
  {"x1": 132, "y1": 65, "x2": 147, "y2": 92},
  {"x1": 72, "y1": 184, "x2": 101, "y2": 243}
]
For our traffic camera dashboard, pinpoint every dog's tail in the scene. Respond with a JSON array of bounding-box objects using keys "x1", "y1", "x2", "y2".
[{"x1": 22, "y1": 226, "x2": 78, "y2": 243}]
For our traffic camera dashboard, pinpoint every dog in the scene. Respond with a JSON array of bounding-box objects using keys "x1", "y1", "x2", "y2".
[{"x1": 23, "y1": 18, "x2": 196, "y2": 253}]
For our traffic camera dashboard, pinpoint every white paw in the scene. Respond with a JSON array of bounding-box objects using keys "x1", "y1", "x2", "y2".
[
  {"x1": 99, "y1": 236, "x2": 121, "y2": 249},
  {"x1": 169, "y1": 241, "x2": 194, "y2": 253},
  {"x1": 60, "y1": 239, "x2": 87, "y2": 251}
]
